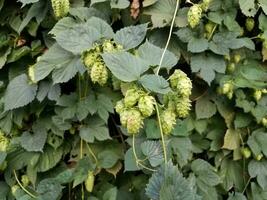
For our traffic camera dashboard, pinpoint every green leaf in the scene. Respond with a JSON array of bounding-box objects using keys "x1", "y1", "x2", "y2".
[
  {"x1": 55, "y1": 24, "x2": 101, "y2": 54},
  {"x1": 190, "y1": 53, "x2": 226, "y2": 84},
  {"x1": 37, "y1": 178, "x2": 63, "y2": 200},
  {"x1": 0, "y1": 182, "x2": 9, "y2": 200},
  {"x1": 103, "y1": 187, "x2": 118, "y2": 200},
  {"x1": 139, "y1": 75, "x2": 170, "y2": 94},
  {"x1": 20, "y1": 123, "x2": 47, "y2": 152},
  {"x1": 248, "y1": 160, "x2": 267, "y2": 189},
  {"x1": 85, "y1": 17, "x2": 114, "y2": 38},
  {"x1": 145, "y1": 119, "x2": 161, "y2": 139},
  {"x1": 110, "y1": 0, "x2": 129, "y2": 9},
  {"x1": 143, "y1": 1, "x2": 188, "y2": 28},
  {"x1": 234, "y1": 113, "x2": 252, "y2": 129},
  {"x1": 247, "y1": 130, "x2": 267, "y2": 157},
  {"x1": 79, "y1": 117, "x2": 111, "y2": 143},
  {"x1": 239, "y1": 0, "x2": 257, "y2": 17},
  {"x1": 227, "y1": 192, "x2": 247, "y2": 200},
  {"x1": 18, "y1": 0, "x2": 39, "y2": 7},
  {"x1": 114, "y1": 24, "x2": 147, "y2": 50},
  {"x1": 259, "y1": 0, "x2": 267, "y2": 15},
  {"x1": 188, "y1": 38, "x2": 209, "y2": 53},
  {"x1": 0, "y1": 152, "x2": 6, "y2": 165},
  {"x1": 195, "y1": 94, "x2": 217, "y2": 119},
  {"x1": 102, "y1": 51, "x2": 149, "y2": 82},
  {"x1": 191, "y1": 159, "x2": 221, "y2": 186},
  {"x1": 222, "y1": 129, "x2": 241, "y2": 150},
  {"x1": 4, "y1": 74, "x2": 37, "y2": 110},
  {"x1": 0, "y1": 47, "x2": 11, "y2": 69},
  {"x1": 7, "y1": 46, "x2": 31, "y2": 63},
  {"x1": 138, "y1": 41, "x2": 178, "y2": 70},
  {"x1": 49, "y1": 17, "x2": 76, "y2": 36},
  {"x1": 98, "y1": 150, "x2": 120, "y2": 168},
  {"x1": 124, "y1": 148, "x2": 142, "y2": 171},
  {"x1": 141, "y1": 140, "x2": 163, "y2": 167},
  {"x1": 95, "y1": 93, "x2": 114, "y2": 122}
]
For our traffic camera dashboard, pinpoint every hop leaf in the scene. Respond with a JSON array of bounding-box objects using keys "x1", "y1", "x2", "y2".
[
  {"x1": 124, "y1": 88, "x2": 143, "y2": 107},
  {"x1": 187, "y1": 4, "x2": 202, "y2": 28},
  {"x1": 138, "y1": 95, "x2": 155, "y2": 117},
  {"x1": 175, "y1": 97, "x2": 191, "y2": 118},
  {"x1": 51, "y1": 0, "x2": 70, "y2": 19},
  {"x1": 90, "y1": 62, "x2": 109, "y2": 86},
  {"x1": 161, "y1": 110, "x2": 176, "y2": 135},
  {"x1": 0, "y1": 131, "x2": 9, "y2": 152}
]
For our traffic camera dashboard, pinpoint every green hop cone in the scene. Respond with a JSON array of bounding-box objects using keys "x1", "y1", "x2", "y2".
[
  {"x1": 82, "y1": 50, "x2": 99, "y2": 68},
  {"x1": 161, "y1": 110, "x2": 176, "y2": 135},
  {"x1": 201, "y1": 0, "x2": 212, "y2": 11},
  {"x1": 187, "y1": 4, "x2": 202, "y2": 28},
  {"x1": 222, "y1": 82, "x2": 233, "y2": 94},
  {"x1": 0, "y1": 131, "x2": 9, "y2": 152},
  {"x1": 169, "y1": 69, "x2": 187, "y2": 89},
  {"x1": 122, "y1": 109, "x2": 143, "y2": 134},
  {"x1": 11, "y1": 185, "x2": 20, "y2": 196},
  {"x1": 175, "y1": 97, "x2": 191, "y2": 118},
  {"x1": 28, "y1": 65, "x2": 36, "y2": 84},
  {"x1": 21, "y1": 175, "x2": 30, "y2": 187},
  {"x1": 262, "y1": 117, "x2": 267, "y2": 127},
  {"x1": 240, "y1": 147, "x2": 251, "y2": 159},
  {"x1": 120, "y1": 110, "x2": 130, "y2": 127},
  {"x1": 234, "y1": 54, "x2": 241, "y2": 64},
  {"x1": 102, "y1": 40, "x2": 115, "y2": 53},
  {"x1": 138, "y1": 95, "x2": 155, "y2": 117},
  {"x1": 227, "y1": 63, "x2": 235, "y2": 73},
  {"x1": 176, "y1": 77, "x2": 192, "y2": 97},
  {"x1": 253, "y1": 89, "x2": 262, "y2": 101},
  {"x1": 90, "y1": 62, "x2": 108, "y2": 86},
  {"x1": 256, "y1": 154, "x2": 263, "y2": 161},
  {"x1": 124, "y1": 88, "x2": 143, "y2": 107},
  {"x1": 115, "y1": 100, "x2": 125, "y2": 114},
  {"x1": 245, "y1": 18, "x2": 255, "y2": 32},
  {"x1": 51, "y1": 0, "x2": 70, "y2": 19}
]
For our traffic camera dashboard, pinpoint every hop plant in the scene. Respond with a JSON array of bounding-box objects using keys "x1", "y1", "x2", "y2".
[
  {"x1": 161, "y1": 110, "x2": 176, "y2": 135},
  {"x1": 175, "y1": 97, "x2": 191, "y2": 118},
  {"x1": 0, "y1": 131, "x2": 9, "y2": 152},
  {"x1": 21, "y1": 175, "x2": 30, "y2": 187},
  {"x1": 0, "y1": 161, "x2": 7, "y2": 171},
  {"x1": 240, "y1": 147, "x2": 251, "y2": 159},
  {"x1": 222, "y1": 82, "x2": 233, "y2": 95},
  {"x1": 187, "y1": 4, "x2": 202, "y2": 28},
  {"x1": 28, "y1": 65, "x2": 36, "y2": 84},
  {"x1": 51, "y1": 0, "x2": 70, "y2": 19},
  {"x1": 245, "y1": 18, "x2": 255, "y2": 32},
  {"x1": 169, "y1": 69, "x2": 187, "y2": 89},
  {"x1": 90, "y1": 62, "x2": 108, "y2": 86},
  {"x1": 138, "y1": 95, "x2": 155, "y2": 117},
  {"x1": 120, "y1": 110, "x2": 131, "y2": 127},
  {"x1": 253, "y1": 89, "x2": 262, "y2": 101},
  {"x1": 11, "y1": 185, "x2": 20, "y2": 196},
  {"x1": 169, "y1": 70, "x2": 192, "y2": 97},
  {"x1": 124, "y1": 88, "x2": 143, "y2": 107},
  {"x1": 82, "y1": 50, "x2": 100, "y2": 68},
  {"x1": 115, "y1": 100, "x2": 125, "y2": 114},
  {"x1": 121, "y1": 109, "x2": 143, "y2": 134},
  {"x1": 262, "y1": 117, "x2": 267, "y2": 127},
  {"x1": 102, "y1": 40, "x2": 116, "y2": 53},
  {"x1": 200, "y1": 0, "x2": 212, "y2": 11}
]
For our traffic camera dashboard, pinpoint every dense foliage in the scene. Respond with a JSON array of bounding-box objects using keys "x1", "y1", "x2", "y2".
[{"x1": 0, "y1": 0, "x2": 267, "y2": 199}]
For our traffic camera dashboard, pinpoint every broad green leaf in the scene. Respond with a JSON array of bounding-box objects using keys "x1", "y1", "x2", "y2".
[
  {"x1": 139, "y1": 74, "x2": 170, "y2": 94},
  {"x1": 86, "y1": 17, "x2": 114, "y2": 38},
  {"x1": 234, "y1": 113, "x2": 252, "y2": 128},
  {"x1": 98, "y1": 150, "x2": 120, "y2": 168},
  {"x1": 0, "y1": 182, "x2": 9, "y2": 200},
  {"x1": 95, "y1": 93, "x2": 114, "y2": 122},
  {"x1": 239, "y1": 0, "x2": 257, "y2": 17},
  {"x1": 251, "y1": 182, "x2": 267, "y2": 200},
  {"x1": 248, "y1": 160, "x2": 267, "y2": 189},
  {"x1": 145, "y1": 119, "x2": 161, "y2": 139},
  {"x1": 222, "y1": 129, "x2": 240, "y2": 150},
  {"x1": 124, "y1": 148, "x2": 143, "y2": 171},
  {"x1": 188, "y1": 38, "x2": 209, "y2": 53},
  {"x1": 114, "y1": 24, "x2": 147, "y2": 50},
  {"x1": 18, "y1": 0, "x2": 39, "y2": 7},
  {"x1": 37, "y1": 178, "x2": 63, "y2": 200},
  {"x1": 0, "y1": 152, "x2": 6, "y2": 165},
  {"x1": 49, "y1": 17, "x2": 76, "y2": 36},
  {"x1": 141, "y1": 140, "x2": 163, "y2": 167},
  {"x1": 102, "y1": 51, "x2": 149, "y2": 82},
  {"x1": 259, "y1": 0, "x2": 267, "y2": 15},
  {"x1": 7, "y1": 46, "x2": 31, "y2": 63},
  {"x1": 195, "y1": 94, "x2": 217, "y2": 119},
  {"x1": 0, "y1": 47, "x2": 11, "y2": 69},
  {"x1": 227, "y1": 192, "x2": 247, "y2": 200},
  {"x1": 247, "y1": 129, "x2": 267, "y2": 157},
  {"x1": 138, "y1": 41, "x2": 178, "y2": 70},
  {"x1": 103, "y1": 187, "x2": 118, "y2": 200},
  {"x1": 4, "y1": 74, "x2": 37, "y2": 110},
  {"x1": 143, "y1": 1, "x2": 188, "y2": 28},
  {"x1": 69, "y1": 7, "x2": 109, "y2": 22},
  {"x1": 55, "y1": 24, "x2": 101, "y2": 54},
  {"x1": 191, "y1": 53, "x2": 226, "y2": 84},
  {"x1": 79, "y1": 117, "x2": 111, "y2": 143},
  {"x1": 20, "y1": 123, "x2": 47, "y2": 152},
  {"x1": 110, "y1": 0, "x2": 129, "y2": 9}
]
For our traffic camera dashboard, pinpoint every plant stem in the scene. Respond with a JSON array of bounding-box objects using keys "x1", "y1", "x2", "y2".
[
  {"x1": 86, "y1": 142, "x2": 98, "y2": 164},
  {"x1": 156, "y1": 0, "x2": 180, "y2": 75}
]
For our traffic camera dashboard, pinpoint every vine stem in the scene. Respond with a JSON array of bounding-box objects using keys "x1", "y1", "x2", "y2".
[
  {"x1": 156, "y1": 0, "x2": 180, "y2": 75},
  {"x1": 132, "y1": 135, "x2": 157, "y2": 172},
  {"x1": 208, "y1": 24, "x2": 218, "y2": 41},
  {"x1": 155, "y1": 103, "x2": 167, "y2": 164},
  {"x1": 13, "y1": 170, "x2": 37, "y2": 199},
  {"x1": 86, "y1": 142, "x2": 98, "y2": 164}
]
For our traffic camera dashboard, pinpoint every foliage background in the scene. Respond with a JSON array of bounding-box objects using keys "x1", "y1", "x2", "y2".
[{"x1": 0, "y1": 0, "x2": 267, "y2": 199}]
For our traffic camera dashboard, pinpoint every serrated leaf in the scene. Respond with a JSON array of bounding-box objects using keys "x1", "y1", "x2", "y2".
[
  {"x1": 98, "y1": 150, "x2": 120, "y2": 168},
  {"x1": 248, "y1": 160, "x2": 267, "y2": 189},
  {"x1": 139, "y1": 74, "x2": 170, "y2": 94},
  {"x1": 141, "y1": 140, "x2": 164, "y2": 167},
  {"x1": 37, "y1": 178, "x2": 63, "y2": 200},
  {"x1": 190, "y1": 53, "x2": 226, "y2": 84},
  {"x1": 86, "y1": 17, "x2": 114, "y2": 38},
  {"x1": 4, "y1": 74, "x2": 37, "y2": 110},
  {"x1": 239, "y1": 0, "x2": 257, "y2": 17},
  {"x1": 247, "y1": 130, "x2": 267, "y2": 158},
  {"x1": 49, "y1": 17, "x2": 76, "y2": 36},
  {"x1": 138, "y1": 41, "x2": 178, "y2": 70},
  {"x1": 188, "y1": 38, "x2": 209, "y2": 53},
  {"x1": 102, "y1": 51, "x2": 149, "y2": 82},
  {"x1": 195, "y1": 94, "x2": 217, "y2": 119},
  {"x1": 55, "y1": 24, "x2": 101, "y2": 54},
  {"x1": 114, "y1": 24, "x2": 147, "y2": 50}
]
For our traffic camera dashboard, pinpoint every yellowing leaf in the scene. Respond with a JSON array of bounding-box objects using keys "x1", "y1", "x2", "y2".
[
  {"x1": 222, "y1": 129, "x2": 240, "y2": 150},
  {"x1": 106, "y1": 161, "x2": 122, "y2": 177}
]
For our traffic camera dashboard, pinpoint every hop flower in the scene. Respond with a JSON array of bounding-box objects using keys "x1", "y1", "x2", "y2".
[
  {"x1": 187, "y1": 4, "x2": 202, "y2": 28},
  {"x1": 175, "y1": 97, "x2": 191, "y2": 118},
  {"x1": 126, "y1": 109, "x2": 143, "y2": 134},
  {"x1": 28, "y1": 65, "x2": 36, "y2": 84},
  {"x1": 51, "y1": 0, "x2": 70, "y2": 19},
  {"x1": 90, "y1": 62, "x2": 108, "y2": 86},
  {"x1": 115, "y1": 100, "x2": 125, "y2": 114},
  {"x1": 240, "y1": 147, "x2": 251, "y2": 159},
  {"x1": 169, "y1": 69, "x2": 187, "y2": 89},
  {"x1": 201, "y1": 0, "x2": 212, "y2": 11},
  {"x1": 169, "y1": 70, "x2": 192, "y2": 97},
  {"x1": 120, "y1": 110, "x2": 131, "y2": 127},
  {"x1": 222, "y1": 82, "x2": 233, "y2": 94},
  {"x1": 11, "y1": 185, "x2": 20, "y2": 196},
  {"x1": 245, "y1": 18, "x2": 255, "y2": 32},
  {"x1": 124, "y1": 88, "x2": 143, "y2": 107},
  {"x1": 256, "y1": 154, "x2": 263, "y2": 161},
  {"x1": 253, "y1": 89, "x2": 262, "y2": 101},
  {"x1": 262, "y1": 117, "x2": 267, "y2": 127},
  {"x1": 161, "y1": 110, "x2": 176, "y2": 135},
  {"x1": 21, "y1": 175, "x2": 30, "y2": 187},
  {"x1": 138, "y1": 95, "x2": 155, "y2": 117},
  {"x1": 0, "y1": 131, "x2": 9, "y2": 152},
  {"x1": 102, "y1": 40, "x2": 116, "y2": 53},
  {"x1": 82, "y1": 50, "x2": 99, "y2": 68}
]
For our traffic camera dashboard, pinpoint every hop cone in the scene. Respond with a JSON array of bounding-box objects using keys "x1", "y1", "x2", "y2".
[
  {"x1": 161, "y1": 110, "x2": 176, "y2": 135},
  {"x1": 169, "y1": 69, "x2": 187, "y2": 89},
  {"x1": 124, "y1": 88, "x2": 143, "y2": 107},
  {"x1": 253, "y1": 90, "x2": 262, "y2": 101},
  {"x1": 28, "y1": 65, "x2": 36, "y2": 83},
  {"x1": 51, "y1": 0, "x2": 70, "y2": 19},
  {"x1": 115, "y1": 100, "x2": 125, "y2": 114},
  {"x1": 138, "y1": 95, "x2": 155, "y2": 117},
  {"x1": 126, "y1": 109, "x2": 143, "y2": 134},
  {"x1": 169, "y1": 70, "x2": 192, "y2": 97},
  {"x1": 187, "y1": 4, "x2": 202, "y2": 28},
  {"x1": 102, "y1": 40, "x2": 116, "y2": 53},
  {"x1": 120, "y1": 110, "x2": 131, "y2": 127},
  {"x1": 90, "y1": 62, "x2": 108, "y2": 86},
  {"x1": 82, "y1": 50, "x2": 99, "y2": 68},
  {"x1": 0, "y1": 131, "x2": 9, "y2": 152},
  {"x1": 175, "y1": 97, "x2": 191, "y2": 118},
  {"x1": 201, "y1": 0, "x2": 212, "y2": 11},
  {"x1": 21, "y1": 175, "x2": 30, "y2": 187}
]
